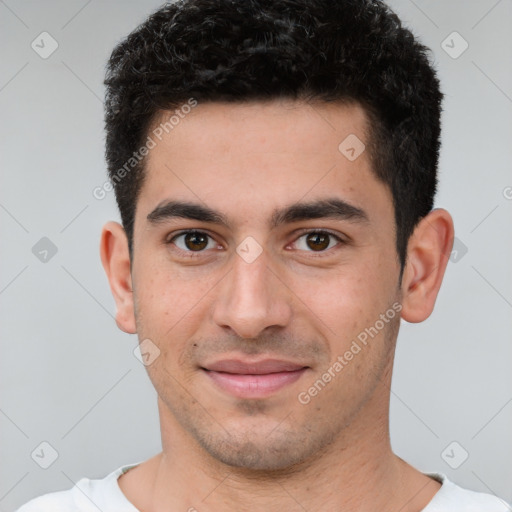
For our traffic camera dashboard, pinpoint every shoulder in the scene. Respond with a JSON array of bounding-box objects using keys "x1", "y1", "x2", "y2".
[
  {"x1": 15, "y1": 462, "x2": 142, "y2": 512},
  {"x1": 15, "y1": 488, "x2": 77, "y2": 512},
  {"x1": 424, "y1": 472, "x2": 512, "y2": 512}
]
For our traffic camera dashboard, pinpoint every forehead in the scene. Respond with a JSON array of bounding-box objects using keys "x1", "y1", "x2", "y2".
[
  {"x1": 137, "y1": 99, "x2": 392, "y2": 229},
  {"x1": 148, "y1": 99, "x2": 369, "y2": 157}
]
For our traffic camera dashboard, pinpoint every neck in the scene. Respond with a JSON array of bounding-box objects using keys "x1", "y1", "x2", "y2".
[
  {"x1": 156, "y1": 418, "x2": 401, "y2": 511},
  {"x1": 121, "y1": 379, "x2": 439, "y2": 512}
]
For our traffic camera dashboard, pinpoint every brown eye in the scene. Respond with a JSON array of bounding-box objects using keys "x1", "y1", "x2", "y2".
[
  {"x1": 184, "y1": 232, "x2": 208, "y2": 251},
  {"x1": 293, "y1": 230, "x2": 343, "y2": 253},
  {"x1": 169, "y1": 231, "x2": 215, "y2": 253},
  {"x1": 306, "y1": 232, "x2": 330, "y2": 251}
]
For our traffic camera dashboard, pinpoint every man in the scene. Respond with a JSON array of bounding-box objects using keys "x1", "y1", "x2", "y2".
[{"x1": 17, "y1": 0, "x2": 511, "y2": 510}]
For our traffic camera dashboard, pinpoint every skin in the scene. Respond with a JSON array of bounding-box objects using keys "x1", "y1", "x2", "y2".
[{"x1": 100, "y1": 99, "x2": 454, "y2": 512}]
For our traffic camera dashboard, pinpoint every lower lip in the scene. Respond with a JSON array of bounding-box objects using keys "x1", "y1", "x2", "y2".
[{"x1": 202, "y1": 368, "x2": 308, "y2": 399}]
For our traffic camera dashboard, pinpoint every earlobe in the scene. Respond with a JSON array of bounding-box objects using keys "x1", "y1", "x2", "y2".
[
  {"x1": 99, "y1": 221, "x2": 137, "y2": 334},
  {"x1": 400, "y1": 208, "x2": 454, "y2": 323}
]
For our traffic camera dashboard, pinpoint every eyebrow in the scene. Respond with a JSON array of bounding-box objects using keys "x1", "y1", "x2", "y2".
[{"x1": 147, "y1": 197, "x2": 369, "y2": 229}]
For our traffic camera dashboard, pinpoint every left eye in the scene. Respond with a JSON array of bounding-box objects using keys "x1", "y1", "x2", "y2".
[{"x1": 293, "y1": 231, "x2": 343, "y2": 252}]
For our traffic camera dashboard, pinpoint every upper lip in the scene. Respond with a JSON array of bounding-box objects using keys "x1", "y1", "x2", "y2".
[{"x1": 202, "y1": 358, "x2": 308, "y2": 375}]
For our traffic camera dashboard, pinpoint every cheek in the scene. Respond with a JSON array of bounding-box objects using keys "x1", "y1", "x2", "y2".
[
  {"x1": 135, "y1": 259, "x2": 196, "y2": 319},
  {"x1": 133, "y1": 268, "x2": 198, "y2": 386},
  {"x1": 290, "y1": 263, "x2": 390, "y2": 340},
  {"x1": 132, "y1": 260, "x2": 218, "y2": 352}
]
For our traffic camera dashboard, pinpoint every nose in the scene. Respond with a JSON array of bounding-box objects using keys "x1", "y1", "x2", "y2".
[{"x1": 212, "y1": 248, "x2": 293, "y2": 339}]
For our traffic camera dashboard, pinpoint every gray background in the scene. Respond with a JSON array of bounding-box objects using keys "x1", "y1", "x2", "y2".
[{"x1": 1, "y1": 1, "x2": 511, "y2": 510}]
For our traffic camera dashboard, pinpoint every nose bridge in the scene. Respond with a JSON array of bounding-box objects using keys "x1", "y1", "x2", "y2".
[{"x1": 212, "y1": 247, "x2": 291, "y2": 338}]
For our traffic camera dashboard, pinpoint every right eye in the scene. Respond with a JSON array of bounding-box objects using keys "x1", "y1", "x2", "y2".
[{"x1": 167, "y1": 230, "x2": 220, "y2": 256}]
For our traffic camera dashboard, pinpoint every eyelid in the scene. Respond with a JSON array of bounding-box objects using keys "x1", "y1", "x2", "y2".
[
  {"x1": 292, "y1": 227, "x2": 346, "y2": 241},
  {"x1": 166, "y1": 229, "x2": 217, "y2": 244}
]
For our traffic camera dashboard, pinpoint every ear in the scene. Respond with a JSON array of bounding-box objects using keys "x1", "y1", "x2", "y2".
[
  {"x1": 400, "y1": 208, "x2": 454, "y2": 323},
  {"x1": 100, "y1": 221, "x2": 137, "y2": 334}
]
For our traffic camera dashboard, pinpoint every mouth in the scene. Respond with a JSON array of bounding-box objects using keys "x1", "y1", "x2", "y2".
[{"x1": 200, "y1": 358, "x2": 309, "y2": 399}]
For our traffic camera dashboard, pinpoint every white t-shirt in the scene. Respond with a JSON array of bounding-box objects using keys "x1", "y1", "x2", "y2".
[{"x1": 16, "y1": 461, "x2": 512, "y2": 512}]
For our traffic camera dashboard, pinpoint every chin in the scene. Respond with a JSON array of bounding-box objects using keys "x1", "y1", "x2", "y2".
[{"x1": 192, "y1": 426, "x2": 323, "y2": 472}]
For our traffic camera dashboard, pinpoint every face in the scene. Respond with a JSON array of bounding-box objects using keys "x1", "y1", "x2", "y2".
[{"x1": 128, "y1": 100, "x2": 404, "y2": 470}]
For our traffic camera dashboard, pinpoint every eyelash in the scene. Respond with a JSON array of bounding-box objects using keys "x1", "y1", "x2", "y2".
[{"x1": 166, "y1": 229, "x2": 346, "y2": 258}]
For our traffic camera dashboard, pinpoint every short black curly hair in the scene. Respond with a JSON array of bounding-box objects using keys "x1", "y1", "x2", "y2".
[{"x1": 104, "y1": 0, "x2": 443, "y2": 276}]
